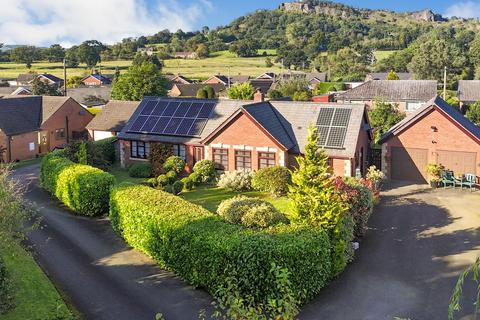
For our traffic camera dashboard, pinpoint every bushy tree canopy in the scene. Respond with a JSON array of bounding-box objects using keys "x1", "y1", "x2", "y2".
[
  {"x1": 227, "y1": 82, "x2": 255, "y2": 100},
  {"x1": 369, "y1": 100, "x2": 406, "y2": 143}
]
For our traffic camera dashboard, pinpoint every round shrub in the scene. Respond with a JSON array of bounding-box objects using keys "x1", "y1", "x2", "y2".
[
  {"x1": 252, "y1": 166, "x2": 291, "y2": 197},
  {"x1": 189, "y1": 172, "x2": 203, "y2": 185},
  {"x1": 166, "y1": 171, "x2": 178, "y2": 183},
  {"x1": 241, "y1": 204, "x2": 288, "y2": 228},
  {"x1": 181, "y1": 177, "x2": 194, "y2": 191},
  {"x1": 217, "y1": 170, "x2": 254, "y2": 191},
  {"x1": 172, "y1": 180, "x2": 184, "y2": 195},
  {"x1": 163, "y1": 156, "x2": 185, "y2": 174},
  {"x1": 193, "y1": 160, "x2": 216, "y2": 183},
  {"x1": 128, "y1": 163, "x2": 152, "y2": 178},
  {"x1": 157, "y1": 174, "x2": 169, "y2": 187},
  {"x1": 217, "y1": 196, "x2": 271, "y2": 225},
  {"x1": 164, "y1": 184, "x2": 174, "y2": 194},
  {"x1": 147, "y1": 178, "x2": 158, "y2": 188}
]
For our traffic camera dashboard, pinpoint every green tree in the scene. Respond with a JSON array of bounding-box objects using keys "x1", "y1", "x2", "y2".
[
  {"x1": 277, "y1": 44, "x2": 309, "y2": 70},
  {"x1": 465, "y1": 101, "x2": 480, "y2": 125},
  {"x1": 449, "y1": 257, "x2": 480, "y2": 320},
  {"x1": 111, "y1": 62, "x2": 168, "y2": 101},
  {"x1": 292, "y1": 91, "x2": 312, "y2": 101},
  {"x1": 316, "y1": 48, "x2": 368, "y2": 81},
  {"x1": 65, "y1": 46, "x2": 80, "y2": 68},
  {"x1": 196, "y1": 88, "x2": 208, "y2": 99},
  {"x1": 76, "y1": 40, "x2": 106, "y2": 68},
  {"x1": 44, "y1": 44, "x2": 65, "y2": 62},
  {"x1": 275, "y1": 78, "x2": 310, "y2": 98},
  {"x1": 66, "y1": 76, "x2": 83, "y2": 88},
  {"x1": 265, "y1": 57, "x2": 274, "y2": 68},
  {"x1": 195, "y1": 43, "x2": 209, "y2": 59},
  {"x1": 369, "y1": 100, "x2": 406, "y2": 143},
  {"x1": 229, "y1": 40, "x2": 258, "y2": 57},
  {"x1": 10, "y1": 46, "x2": 39, "y2": 68},
  {"x1": 132, "y1": 52, "x2": 163, "y2": 70},
  {"x1": 32, "y1": 78, "x2": 62, "y2": 96},
  {"x1": 227, "y1": 82, "x2": 255, "y2": 100},
  {"x1": 386, "y1": 70, "x2": 400, "y2": 80}
]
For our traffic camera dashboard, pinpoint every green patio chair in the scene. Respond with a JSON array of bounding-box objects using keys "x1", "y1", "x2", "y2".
[
  {"x1": 441, "y1": 170, "x2": 457, "y2": 189},
  {"x1": 461, "y1": 174, "x2": 477, "y2": 192}
]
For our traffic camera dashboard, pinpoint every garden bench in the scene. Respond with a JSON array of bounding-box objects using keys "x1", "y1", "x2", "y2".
[
  {"x1": 460, "y1": 174, "x2": 478, "y2": 192},
  {"x1": 441, "y1": 171, "x2": 458, "y2": 189}
]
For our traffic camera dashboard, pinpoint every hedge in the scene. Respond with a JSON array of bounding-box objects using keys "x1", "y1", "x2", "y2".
[
  {"x1": 0, "y1": 255, "x2": 14, "y2": 314},
  {"x1": 40, "y1": 151, "x2": 115, "y2": 216},
  {"x1": 92, "y1": 137, "x2": 117, "y2": 165},
  {"x1": 110, "y1": 185, "x2": 332, "y2": 317}
]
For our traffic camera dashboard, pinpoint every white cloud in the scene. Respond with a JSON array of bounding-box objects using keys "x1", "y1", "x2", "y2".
[
  {"x1": 0, "y1": 0, "x2": 212, "y2": 47},
  {"x1": 444, "y1": 1, "x2": 480, "y2": 19}
]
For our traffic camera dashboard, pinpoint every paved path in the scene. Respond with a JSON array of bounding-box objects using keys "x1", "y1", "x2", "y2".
[
  {"x1": 14, "y1": 166, "x2": 480, "y2": 320},
  {"x1": 15, "y1": 165, "x2": 212, "y2": 320},
  {"x1": 300, "y1": 182, "x2": 480, "y2": 320}
]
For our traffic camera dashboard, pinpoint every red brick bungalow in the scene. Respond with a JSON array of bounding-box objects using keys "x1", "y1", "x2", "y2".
[
  {"x1": 81, "y1": 74, "x2": 112, "y2": 86},
  {"x1": 0, "y1": 96, "x2": 93, "y2": 162},
  {"x1": 117, "y1": 97, "x2": 372, "y2": 177},
  {"x1": 379, "y1": 96, "x2": 480, "y2": 183}
]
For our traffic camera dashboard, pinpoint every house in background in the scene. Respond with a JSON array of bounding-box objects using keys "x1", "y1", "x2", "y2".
[
  {"x1": 458, "y1": 80, "x2": 480, "y2": 110},
  {"x1": 81, "y1": 74, "x2": 112, "y2": 86},
  {"x1": 365, "y1": 72, "x2": 413, "y2": 81},
  {"x1": 116, "y1": 97, "x2": 372, "y2": 177},
  {"x1": 169, "y1": 83, "x2": 226, "y2": 98},
  {"x1": 86, "y1": 100, "x2": 139, "y2": 141},
  {"x1": 67, "y1": 86, "x2": 112, "y2": 108},
  {"x1": 11, "y1": 73, "x2": 37, "y2": 86},
  {"x1": 34, "y1": 73, "x2": 64, "y2": 88},
  {"x1": 165, "y1": 74, "x2": 193, "y2": 85},
  {"x1": 336, "y1": 80, "x2": 438, "y2": 113},
  {"x1": 203, "y1": 75, "x2": 250, "y2": 86},
  {"x1": 379, "y1": 96, "x2": 480, "y2": 183},
  {"x1": 174, "y1": 52, "x2": 198, "y2": 59},
  {"x1": 0, "y1": 96, "x2": 93, "y2": 162},
  {"x1": 248, "y1": 79, "x2": 274, "y2": 95},
  {"x1": 256, "y1": 72, "x2": 277, "y2": 80},
  {"x1": 11, "y1": 87, "x2": 32, "y2": 96}
]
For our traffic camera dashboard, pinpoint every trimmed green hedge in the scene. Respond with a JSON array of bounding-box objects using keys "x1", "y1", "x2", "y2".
[
  {"x1": 110, "y1": 185, "x2": 332, "y2": 316},
  {"x1": 40, "y1": 151, "x2": 115, "y2": 216}
]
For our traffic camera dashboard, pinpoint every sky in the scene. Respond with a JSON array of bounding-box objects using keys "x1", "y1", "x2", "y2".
[{"x1": 0, "y1": 0, "x2": 479, "y2": 47}]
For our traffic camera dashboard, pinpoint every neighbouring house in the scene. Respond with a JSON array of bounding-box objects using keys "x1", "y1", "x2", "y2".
[
  {"x1": 379, "y1": 96, "x2": 480, "y2": 183},
  {"x1": 165, "y1": 74, "x2": 193, "y2": 85},
  {"x1": 81, "y1": 74, "x2": 112, "y2": 86},
  {"x1": 169, "y1": 83, "x2": 226, "y2": 98},
  {"x1": 67, "y1": 86, "x2": 112, "y2": 108},
  {"x1": 256, "y1": 72, "x2": 277, "y2": 80},
  {"x1": 174, "y1": 52, "x2": 199, "y2": 59},
  {"x1": 0, "y1": 96, "x2": 94, "y2": 162},
  {"x1": 306, "y1": 72, "x2": 328, "y2": 86},
  {"x1": 11, "y1": 87, "x2": 32, "y2": 96},
  {"x1": 33, "y1": 73, "x2": 64, "y2": 88},
  {"x1": 458, "y1": 80, "x2": 480, "y2": 110},
  {"x1": 86, "y1": 100, "x2": 140, "y2": 141},
  {"x1": 312, "y1": 94, "x2": 335, "y2": 103},
  {"x1": 116, "y1": 97, "x2": 372, "y2": 177},
  {"x1": 14, "y1": 73, "x2": 37, "y2": 86},
  {"x1": 203, "y1": 75, "x2": 250, "y2": 86},
  {"x1": 336, "y1": 80, "x2": 438, "y2": 113},
  {"x1": 365, "y1": 72, "x2": 413, "y2": 81},
  {"x1": 248, "y1": 79, "x2": 274, "y2": 95}
]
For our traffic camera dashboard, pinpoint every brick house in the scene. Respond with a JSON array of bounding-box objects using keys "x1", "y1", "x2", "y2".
[
  {"x1": 86, "y1": 100, "x2": 139, "y2": 141},
  {"x1": 0, "y1": 96, "x2": 93, "y2": 162},
  {"x1": 379, "y1": 96, "x2": 480, "y2": 183},
  {"x1": 336, "y1": 80, "x2": 438, "y2": 113},
  {"x1": 33, "y1": 73, "x2": 64, "y2": 88},
  {"x1": 81, "y1": 74, "x2": 112, "y2": 86},
  {"x1": 117, "y1": 97, "x2": 372, "y2": 177},
  {"x1": 169, "y1": 83, "x2": 226, "y2": 98}
]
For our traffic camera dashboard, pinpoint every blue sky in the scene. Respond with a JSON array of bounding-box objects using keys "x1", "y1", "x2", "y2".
[{"x1": 1, "y1": 0, "x2": 479, "y2": 46}]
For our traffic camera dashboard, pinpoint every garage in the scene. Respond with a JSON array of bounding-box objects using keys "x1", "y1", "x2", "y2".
[
  {"x1": 391, "y1": 147, "x2": 428, "y2": 183},
  {"x1": 379, "y1": 96, "x2": 480, "y2": 183},
  {"x1": 437, "y1": 150, "x2": 477, "y2": 175}
]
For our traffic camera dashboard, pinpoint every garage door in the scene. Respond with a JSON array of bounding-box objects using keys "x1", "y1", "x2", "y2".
[
  {"x1": 391, "y1": 147, "x2": 428, "y2": 183},
  {"x1": 437, "y1": 150, "x2": 476, "y2": 175}
]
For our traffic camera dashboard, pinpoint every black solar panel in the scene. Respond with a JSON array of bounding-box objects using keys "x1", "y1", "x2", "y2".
[
  {"x1": 129, "y1": 99, "x2": 216, "y2": 137},
  {"x1": 315, "y1": 107, "x2": 352, "y2": 149}
]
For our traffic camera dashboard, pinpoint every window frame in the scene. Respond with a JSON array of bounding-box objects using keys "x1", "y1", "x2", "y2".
[
  {"x1": 258, "y1": 152, "x2": 276, "y2": 169},
  {"x1": 55, "y1": 128, "x2": 66, "y2": 140},
  {"x1": 130, "y1": 140, "x2": 150, "y2": 159},
  {"x1": 172, "y1": 144, "x2": 186, "y2": 161},
  {"x1": 235, "y1": 150, "x2": 252, "y2": 171},
  {"x1": 213, "y1": 148, "x2": 229, "y2": 171}
]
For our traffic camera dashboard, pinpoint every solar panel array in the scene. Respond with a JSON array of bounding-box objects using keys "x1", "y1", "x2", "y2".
[
  {"x1": 316, "y1": 108, "x2": 352, "y2": 149},
  {"x1": 127, "y1": 99, "x2": 215, "y2": 137}
]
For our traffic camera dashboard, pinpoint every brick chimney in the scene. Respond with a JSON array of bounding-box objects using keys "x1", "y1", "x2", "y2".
[{"x1": 253, "y1": 89, "x2": 264, "y2": 102}]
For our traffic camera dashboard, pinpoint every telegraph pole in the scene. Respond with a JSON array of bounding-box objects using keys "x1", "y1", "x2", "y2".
[
  {"x1": 443, "y1": 66, "x2": 447, "y2": 100},
  {"x1": 63, "y1": 58, "x2": 67, "y2": 97}
]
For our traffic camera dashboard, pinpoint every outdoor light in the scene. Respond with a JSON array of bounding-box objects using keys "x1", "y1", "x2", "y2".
[{"x1": 431, "y1": 126, "x2": 438, "y2": 132}]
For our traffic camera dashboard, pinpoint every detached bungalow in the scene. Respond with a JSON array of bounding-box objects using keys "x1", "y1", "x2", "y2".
[
  {"x1": 81, "y1": 74, "x2": 112, "y2": 86},
  {"x1": 117, "y1": 97, "x2": 372, "y2": 177},
  {"x1": 0, "y1": 96, "x2": 93, "y2": 162},
  {"x1": 34, "y1": 73, "x2": 64, "y2": 88},
  {"x1": 336, "y1": 80, "x2": 438, "y2": 113},
  {"x1": 203, "y1": 75, "x2": 250, "y2": 86},
  {"x1": 379, "y1": 96, "x2": 480, "y2": 183},
  {"x1": 165, "y1": 74, "x2": 193, "y2": 85}
]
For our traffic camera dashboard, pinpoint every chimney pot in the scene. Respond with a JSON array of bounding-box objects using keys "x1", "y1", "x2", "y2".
[{"x1": 253, "y1": 89, "x2": 264, "y2": 102}]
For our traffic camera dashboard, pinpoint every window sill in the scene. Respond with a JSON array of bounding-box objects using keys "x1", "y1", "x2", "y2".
[{"x1": 129, "y1": 157, "x2": 149, "y2": 162}]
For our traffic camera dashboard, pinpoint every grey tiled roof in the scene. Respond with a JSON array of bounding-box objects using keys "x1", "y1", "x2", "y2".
[
  {"x1": 458, "y1": 80, "x2": 480, "y2": 103},
  {"x1": 0, "y1": 96, "x2": 42, "y2": 135},
  {"x1": 379, "y1": 96, "x2": 480, "y2": 144},
  {"x1": 337, "y1": 80, "x2": 438, "y2": 101},
  {"x1": 248, "y1": 79, "x2": 274, "y2": 94},
  {"x1": 67, "y1": 86, "x2": 112, "y2": 105},
  {"x1": 86, "y1": 100, "x2": 140, "y2": 132}
]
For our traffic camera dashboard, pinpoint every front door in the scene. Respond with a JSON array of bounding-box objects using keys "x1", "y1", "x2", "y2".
[
  {"x1": 194, "y1": 147, "x2": 204, "y2": 164},
  {"x1": 39, "y1": 131, "x2": 50, "y2": 154}
]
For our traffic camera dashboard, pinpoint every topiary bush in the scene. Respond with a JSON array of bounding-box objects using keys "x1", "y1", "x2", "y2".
[
  {"x1": 189, "y1": 172, "x2": 203, "y2": 186},
  {"x1": 217, "y1": 170, "x2": 254, "y2": 191},
  {"x1": 252, "y1": 166, "x2": 291, "y2": 197},
  {"x1": 128, "y1": 163, "x2": 152, "y2": 178},
  {"x1": 147, "y1": 178, "x2": 158, "y2": 188},
  {"x1": 241, "y1": 203, "x2": 289, "y2": 229},
  {"x1": 40, "y1": 151, "x2": 115, "y2": 216},
  {"x1": 110, "y1": 185, "x2": 332, "y2": 319},
  {"x1": 166, "y1": 171, "x2": 177, "y2": 184},
  {"x1": 172, "y1": 180, "x2": 184, "y2": 195},
  {"x1": 217, "y1": 196, "x2": 267, "y2": 224},
  {"x1": 0, "y1": 255, "x2": 14, "y2": 314},
  {"x1": 164, "y1": 184, "x2": 174, "y2": 194},
  {"x1": 163, "y1": 156, "x2": 185, "y2": 174},
  {"x1": 193, "y1": 160, "x2": 216, "y2": 183},
  {"x1": 157, "y1": 174, "x2": 169, "y2": 187},
  {"x1": 181, "y1": 177, "x2": 194, "y2": 191}
]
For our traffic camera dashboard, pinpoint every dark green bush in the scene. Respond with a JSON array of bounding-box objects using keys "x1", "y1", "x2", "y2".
[
  {"x1": 172, "y1": 180, "x2": 184, "y2": 195},
  {"x1": 63, "y1": 138, "x2": 116, "y2": 170},
  {"x1": 40, "y1": 151, "x2": 115, "y2": 216},
  {"x1": 0, "y1": 255, "x2": 14, "y2": 314},
  {"x1": 181, "y1": 177, "x2": 194, "y2": 191},
  {"x1": 128, "y1": 163, "x2": 152, "y2": 178},
  {"x1": 193, "y1": 160, "x2": 216, "y2": 183},
  {"x1": 252, "y1": 166, "x2": 291, "y2": 197},
  {"x1": 166, "y1": 171, "x2": 177, "y2": 183},
  {"x1": 110, "y1": 185, "x2": 332, "y2": 318},
  {"x1": 163, "y1": 156, "x2": 185, "y2": 174},
  {"x1": 189, "y1": 172, "x2": 202, "y2": 185},
  {"x1": 92, "y1": 137, "x2": 117, "y2": 164},
  {"x1": 164, "y1": 184, "x2": 174, "y2": 194},
  {"x1": 156, "y1": 174, "x2": 169, "y2": 187}
]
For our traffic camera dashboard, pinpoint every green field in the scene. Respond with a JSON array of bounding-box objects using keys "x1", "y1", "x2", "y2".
[
  {"x1": 0, "y1": 50, "x2": 281, "y2": 80},
  {"x1": 374, "y1": 50, "x2": 397, "y2": 61}
]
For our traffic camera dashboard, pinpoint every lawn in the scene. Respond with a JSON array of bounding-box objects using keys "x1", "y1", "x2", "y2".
[
  {"x1": 181, "y1": 185, "x2": 292, "y2": 214},
  {"x1": 0, "y1": 243, "x2": 73, "y2": 320},
  {"x1": 109, "y1": 165, "x2": 146, "y2": 186},
  {"x1": 0, "y1": 50, "x2": 281, "y2": 80}
]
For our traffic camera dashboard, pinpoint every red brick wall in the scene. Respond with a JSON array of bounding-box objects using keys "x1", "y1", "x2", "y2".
[
  {"x1": 204, "y1": 78, "x2": 224, "y2": 85},
  {"x1": 383, "y1": 108, "x2": 480, "y2": 178},
  {"x1": 205, "y1": 113, "x2": 287, "y2": 171},
  {"x1": 355, "y1": 124, "x2": 371, "y2": 175},
  {"x1": 1, "y1": 131, "x2": 39, "y2": 162},
  {"x1": 41, "y1": 98, "x2": 94, "y2": 150},
  {"x1": 82, "y1": 76, "x2": 101, "y2": 86}
]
